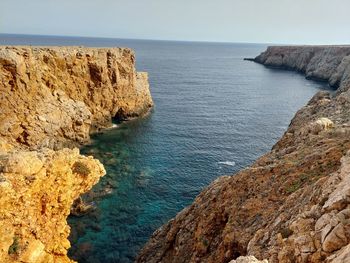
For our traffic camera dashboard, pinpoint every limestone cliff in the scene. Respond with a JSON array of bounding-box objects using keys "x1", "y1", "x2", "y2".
[
  {"x1": 0, "y1": 144, "x2": 105, "y2": 263},
  {"x1": 0, "y1": 46, "x2": 152, "y2": 262},
  {"x1": 0, "y1": 46, "x2": 153, "y2": 150},
  {"x1": 253, "y1": 45, "x2": 350, "y2": 92},
  {"x1": 137, "y1": 47, "x2": 350, "y2": 263}
]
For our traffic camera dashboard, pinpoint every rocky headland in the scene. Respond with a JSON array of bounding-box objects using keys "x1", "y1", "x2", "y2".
[
  {"x1": 253, "y1": 46, "x2": 350, "y2": 91},
  {"x1": 0, "y1": 46, "x2": 153, "y2": 262},
  {"x1": 137, "y1": 46, "x2": 350, "y2": 263},
  {"x1": 0, "y1": 46, "x2": 153, "y2": 150}
]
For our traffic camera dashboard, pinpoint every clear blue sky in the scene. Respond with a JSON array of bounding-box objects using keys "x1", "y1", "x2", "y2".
[{"x1": 1, "y1": 0, "x2": 350, "y2": 44}]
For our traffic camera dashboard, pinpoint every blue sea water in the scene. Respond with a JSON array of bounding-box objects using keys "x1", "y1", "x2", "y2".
[{"x1": 1, "y1": 34, "x2": 330, "y2": 263}]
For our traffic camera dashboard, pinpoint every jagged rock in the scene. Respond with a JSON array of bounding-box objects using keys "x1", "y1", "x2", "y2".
[
  {"x1": 315, "y1": 118, "x2": 334, "y2": 130},
  {"x1": 0, "y1": 46, "x2": 152, "y2": 263},
  {"x1": 326, "y1": 243, "x2": 350, "y2": 262},
  {"x1": 0, "y1": 148, "x2": 105, "y2": 263},
  {"x1": 322, "y1": 223, "x2": 348, "y2": 252},
  {"x1": 70, "y1": 196, "x2": 95, "y2": 217},
  {"x1": 307, "y1": 91, "x2": 331, "y2": 106},
  {"x1": 0, "y1": 46, "x2": 153, "y2": 150},
  {"x1": 2, "y1": 151, "x2": 43, "y2": 175}
]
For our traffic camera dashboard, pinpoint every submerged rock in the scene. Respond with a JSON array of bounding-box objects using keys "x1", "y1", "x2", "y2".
[{"x1": 71, "y1": 197, "x2": 96, "y2": 217}]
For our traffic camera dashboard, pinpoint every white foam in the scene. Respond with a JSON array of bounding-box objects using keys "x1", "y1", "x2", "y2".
[{"x1": 218, "y1": 161, "x2": 236, "y2": 166}]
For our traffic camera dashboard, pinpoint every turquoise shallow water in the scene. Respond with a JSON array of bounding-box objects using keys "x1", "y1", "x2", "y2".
[{"x1": 1, "y1": 34, "x2": 331, "y2": 263}]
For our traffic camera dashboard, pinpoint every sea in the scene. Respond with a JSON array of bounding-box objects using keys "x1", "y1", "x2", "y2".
[{"x1": 0, "y1": 34, "x2": 330, "y2": 263}]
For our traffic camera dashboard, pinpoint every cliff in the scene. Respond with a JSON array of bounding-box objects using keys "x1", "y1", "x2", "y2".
[
  {"x1": 254, "y1": 46, "x2": 350, "y2": 92},
  {"x1": 0, "y1": 46, "x2": 152, "y2": 262},
  {"x1": 0, "y1": 46, "x2": 153, "y2": 150},
  {"x1": 137, "y1": 47, "x2": 350, "y2": 263},
  {"x1": 0, "y1": 144, "x2": 105, "y2": 263}
]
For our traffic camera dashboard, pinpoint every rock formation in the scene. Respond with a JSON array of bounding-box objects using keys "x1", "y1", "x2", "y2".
[
  {"x1": 137, "y1": 47, "x2": 350, "y2": 263},
  {"x1": 0, "y1": 46, "x2": 153, "y2": 150},
  {"x1": 0, "y1": 145, "x2": 105, "y2": 263},
  {"x1": 253, "y1": 46, "x2": 350, "y2": 92},
  {"x1": 0, "y1": 46, "x2": 152, "y2": 262}
]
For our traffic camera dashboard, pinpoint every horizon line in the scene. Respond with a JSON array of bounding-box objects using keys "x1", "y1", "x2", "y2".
[
  {"x1": 0, "y1": 32, "x2": 293, "y2": 46},
  {"x1": 1, "y1": 32, "x2": 349, "y2": 47}
]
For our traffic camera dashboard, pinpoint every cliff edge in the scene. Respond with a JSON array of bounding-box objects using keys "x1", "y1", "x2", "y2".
[
  {"x1": 0, "y1": 46, "x2": 153, "y2": 150},
  {"x1": 137, "y1": 46, "x2": 350, "y2": 263},
  {"x1": 0, "y1": 46, "x2": 152, "y2": 263}
]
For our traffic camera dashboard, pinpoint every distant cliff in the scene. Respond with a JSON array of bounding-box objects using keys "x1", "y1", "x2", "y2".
[
  {"x1": 254, "y1": 46, "x2": 350, "y2": 92},
  {"x1": 0, "y1": 46, "x2": 152, "y2": 263},
  {"x1": 137, "y1": 47, "x2": 350, "y2": 263}
]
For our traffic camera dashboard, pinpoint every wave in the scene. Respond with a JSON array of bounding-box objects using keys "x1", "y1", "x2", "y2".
[{"x1": 218, "y1": 161, "x2": 236, "y2": 166}]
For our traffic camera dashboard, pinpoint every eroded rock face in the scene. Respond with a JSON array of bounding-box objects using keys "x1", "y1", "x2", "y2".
[
  {"x1": 137, "y1": 48, "x2": 350, "y2": 263},
  {"x1": 0, "y1": 46, "x2": 152, "y2": 262},
  {"x1": 0, "y1": 147, "x2": 105, "y2": 263},
  {"x1": 0, "y1": 46, "x2": 153, "y2": 150}
]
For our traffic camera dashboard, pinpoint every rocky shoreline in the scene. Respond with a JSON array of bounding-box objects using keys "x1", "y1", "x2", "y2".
[
  {"x1": 252, "y1": 46, "x2": 350, "y2": 91},
  {"x1": 0, "y1": 46, "x2": 153, "y2": 262},
  {"x1": 137, "y1": 46, "x2": 350, "y2": 263}
]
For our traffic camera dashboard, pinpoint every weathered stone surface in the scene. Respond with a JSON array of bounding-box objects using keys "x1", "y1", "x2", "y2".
[
  {"x1": 0, "y1": 46, "x2": 152, "y2": 262},
  {"x1": 0, "y1": 46, "x2": 153, "y2": 150},
  {"x1": 0, "y1": 148, "x2": 105, "y2": 263},
  {"x1": 322, "y1": 223, "x2": 347, "y2": 253},
  {"x1": 326, "y1": 243, "x2": 350, "y2": 262},
  {"x1": 137, "y1": 47, "x2": 350, "y2": 263}
]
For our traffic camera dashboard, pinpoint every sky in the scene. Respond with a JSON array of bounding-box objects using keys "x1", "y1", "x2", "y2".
[{"x1": 1, "y1": 0, "x2": 350, "y2": 44}]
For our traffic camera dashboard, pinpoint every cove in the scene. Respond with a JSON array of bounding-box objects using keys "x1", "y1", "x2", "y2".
[{"x1": 58, "y1": 39, "x2": 331, "y2": 263}]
